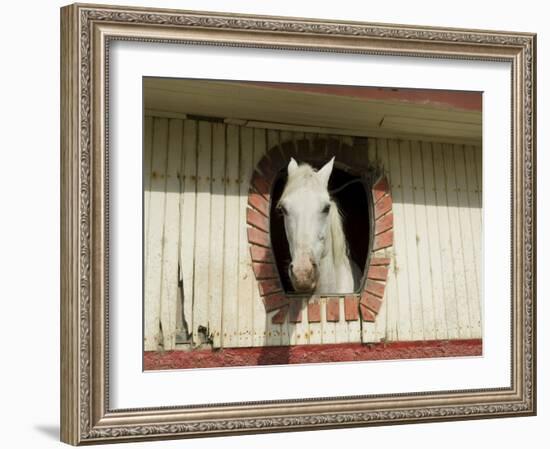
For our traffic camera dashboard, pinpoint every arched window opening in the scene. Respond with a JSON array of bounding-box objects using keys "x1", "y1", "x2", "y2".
[{"x1": 270, "y1": 160, "x2": 371, "y2": 294}]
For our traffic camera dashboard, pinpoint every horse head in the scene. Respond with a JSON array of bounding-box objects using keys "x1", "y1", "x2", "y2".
[{"x1": 277, "y1": 157, "x2": 335, "y2": 293}]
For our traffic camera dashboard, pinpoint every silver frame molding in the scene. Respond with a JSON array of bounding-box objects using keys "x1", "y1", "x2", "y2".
[{"x1": 60, "y1": 3, "x2": 536, "y2": 445}]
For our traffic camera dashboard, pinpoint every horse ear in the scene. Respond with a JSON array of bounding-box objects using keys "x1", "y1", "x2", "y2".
[
  {"x1": 288, "y1": 157, "x2": 299, "y2": 176},
  {"x1": 317, "y1": 157, "x2": 335, "y2": 186}
]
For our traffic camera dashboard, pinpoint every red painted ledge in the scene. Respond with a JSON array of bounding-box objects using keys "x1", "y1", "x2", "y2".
[{"x1": 144, "y1": 339, "x2": 482, "y2": 371}]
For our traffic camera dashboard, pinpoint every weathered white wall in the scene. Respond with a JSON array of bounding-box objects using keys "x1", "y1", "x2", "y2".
[
  {"x1": 144, "y1": 116, "x2": 482, "y2": 350},
  {"x1": 370, "y1": 138, "x2": 482, "y2": 342}
]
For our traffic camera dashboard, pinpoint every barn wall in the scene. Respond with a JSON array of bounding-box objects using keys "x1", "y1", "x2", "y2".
[
  {"x1": 143, "y1": 116, "x2": 482, "y2": 350},
  {"x1": 368, "y1": 139, "x2": 483, "y2": 342}
]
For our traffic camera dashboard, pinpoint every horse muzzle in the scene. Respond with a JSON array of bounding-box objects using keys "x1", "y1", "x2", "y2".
[{"x1": 289, "y1": 260, "x2": 318, "y2": 293}]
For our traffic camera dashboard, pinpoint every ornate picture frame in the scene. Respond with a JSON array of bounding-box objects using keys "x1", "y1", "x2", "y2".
[{"x1": 60, "y1": 3, "x2": 536, "y2": 445}]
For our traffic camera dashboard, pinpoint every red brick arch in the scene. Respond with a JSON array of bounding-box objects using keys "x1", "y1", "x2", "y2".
[{"x1": 247, "y1": 137, "x2": 393, "y2": 325}]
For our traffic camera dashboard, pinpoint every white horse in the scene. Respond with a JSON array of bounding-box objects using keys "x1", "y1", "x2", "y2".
[{"x1": 277, "y1": 157, "x2": 361, "y2": 294}]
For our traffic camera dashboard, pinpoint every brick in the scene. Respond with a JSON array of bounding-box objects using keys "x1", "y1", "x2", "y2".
[
  {"x1": 251, "y1": 170, "x2": 271, "y2": 198},
  {"x1": 375, "y1": 212, "x2": 393, "y2": 235},
  {"x1": 360, "y1": 304, "x2": 376, "y2": 322},
  {"x1": 344, "y1": 295, "x2": 359, "y2": 321},
  {"x1": 249, "y1": 244, "x2": 273, "y2": 263},
  {"x1": 369, "y1": 257, "x2": 391, "y2": 266},
  {"x1": 258, "y1": 279, "x2": 282, "y2": 296},
  {"x1": 326, "y1": 298, "x2": 340, "y2": 322},
  {"x1": 374, "y1": 194, "x2": 392, "y2": 219},
  {"x1": 248, "y1": 191, "x2": 269, "y2": 217},
  {"x1": 289, "y1": 299, "x2": 303, "y2": 323},
  {"x1": 272, "y1": 305, "x2": 289, "y2": 324},
  {"x1": 372, "y1": 177, "x2": 390, "y2": 203},
  {"x1": 252, "y1": 262, "x2": 279, "y2": 280},
  {"x1": 247, "y1": 227, "x2": 270, "y2": 248},
  {"x1": 367, "y1": 265, "x2": 389, "y2": 282},
  {"x1": 263, "y1": 294, "x2": 290, "y2": 312},
  {"x1": 360, "y1": 292, "x2": 382, "y2": 314},
  {"x1": 247, "y1": 207, "x2": 269, "y2": 232},
  {"x1": 258, "y1": 156, "x2": 276, "y2": 181},
  {"x1": 373, "y1": 229, "x2": 393, "y2": 251},
  {"x1": 365, "y1": 281, "x2": 385, "y2": 298},
  {"x1": 307, "y1": 299, "x2": 321, "y2": 323}
]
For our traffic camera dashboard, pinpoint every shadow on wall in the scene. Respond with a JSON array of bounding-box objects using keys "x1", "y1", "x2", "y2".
[{"x1": 144, "y1": 118, "x2": 482, "y2": 212}]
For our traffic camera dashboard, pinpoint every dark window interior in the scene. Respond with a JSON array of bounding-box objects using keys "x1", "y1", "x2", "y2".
[{"x1": 270, "y1": 163, "x2": 371, "y2": 293}]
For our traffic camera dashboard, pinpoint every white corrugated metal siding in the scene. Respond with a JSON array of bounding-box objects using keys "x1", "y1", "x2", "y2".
[{"x1": 143, "y1": 116, "x2": 482, "y2": 350}]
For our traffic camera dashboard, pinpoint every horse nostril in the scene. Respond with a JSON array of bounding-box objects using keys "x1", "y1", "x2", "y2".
[{"x1": 289, "y1": 262, "x2": 294, "y2": 272}]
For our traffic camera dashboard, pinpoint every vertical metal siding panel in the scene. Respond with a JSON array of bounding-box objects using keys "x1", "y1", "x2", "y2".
[
  {"x1": 252, "y1": 128, "x2": 268, "y2": 347},
  {"x1": 464, "y1": 146, "x2": 482, "y2": 263},
  {"x1": 301, "y1": 302, "x2": 312, "y2": 344},
  {"x1": 376, "y1": 139, "x2": 399, "y2": 341},
  {"x1": 208, "y1": 123, "x2": 226, "y2": 348},
  {"x1": 144, "y1": 118, "x2": 168, "y2": 350},
  {"x1": 443, "y1": 144, "x2": 472, "y2": 339},
  {"x1": 159, "y1": 119, "x2": 184, "y2": 350},
  {"x1": 192, "y1": 122, "x2": 213, "y2": 342},
  {"x1": 475, "y1": 146, "x2": 483, "y2": 225},
  {"x1": 410, "y1": 140, "x2": 436, "y2": 340},
  {"x1": 143, "y1": 116, "x2": 154, "y2": 266},
  {"x1": 421, "y1": 142, "x2": 449, "y2": 340},
  {"x1": 307, "y1": 297, "x2": 322, "y2": 345},
  {"x1": 347, "y1": 311, "x2": 362, "y2": 342},
  {"x1": 471, "y1": 145, "x2": 483, "y2": 237},
  {"x1": 462, "y1": 145, "x2": 483, "y2": 337},
  {"x1": 222, "y1": 125, "x2": 241, "y2": 347},
  {"x1": 474, "y1": 145, "x2": 483, "y2": 336},
  {"x1": 335, "y1": 297, "x2": 350, "y2": 343},
  {"x1": 387, "y1": 139, "x2": 413, "y2": 341},
  {"x1": 453, "y1": 144, "x2": 480, "y2": 336},
  {"x1": 238, "y1": 127, "x2": 255, "y2": 347},
  {"x1": 292, "y1": 304, "x2": 309, "y2": 345},
  {"x1": 399, "y1": 141, "x2": 425, "y2": 341},
  {"x1": 432, "y1": 143, "x2": 460, "y2": 339},
  {"x1": 179, "y1": 120, "x2": 197, "y2": 341},
  {"x1": 320, "y1": 297, "x2": 336, "y2": 344}
]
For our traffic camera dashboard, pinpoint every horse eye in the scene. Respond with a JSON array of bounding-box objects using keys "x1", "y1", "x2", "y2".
[
  {"x1": 279, "y1": 205, "x2": 288, "y2": 216},
  {"x1": 322, "y1": 204, "x2": 331, "y2": 214}
]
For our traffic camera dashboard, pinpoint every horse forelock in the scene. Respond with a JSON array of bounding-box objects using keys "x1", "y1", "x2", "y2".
[
  {"x1": 279, "y1": 163, "x2": 323, "y2": 203},
  {"x1": 278, "y1": 162, "x2": 349, "y2": 265}
]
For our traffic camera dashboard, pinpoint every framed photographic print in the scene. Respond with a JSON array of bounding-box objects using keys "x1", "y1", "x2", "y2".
[{"x1": 60, "y1": 3, "x2": 536, "y2": 445}]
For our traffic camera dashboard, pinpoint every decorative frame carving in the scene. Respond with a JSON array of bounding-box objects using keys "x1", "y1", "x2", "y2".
[{"x1": 60, "y1": 3, "x2": 536, "y2": 445}]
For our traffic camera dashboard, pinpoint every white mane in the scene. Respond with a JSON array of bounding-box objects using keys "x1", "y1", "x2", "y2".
[{"x1": 328, "y1": 199, "x2": 350, "y2": 265}]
